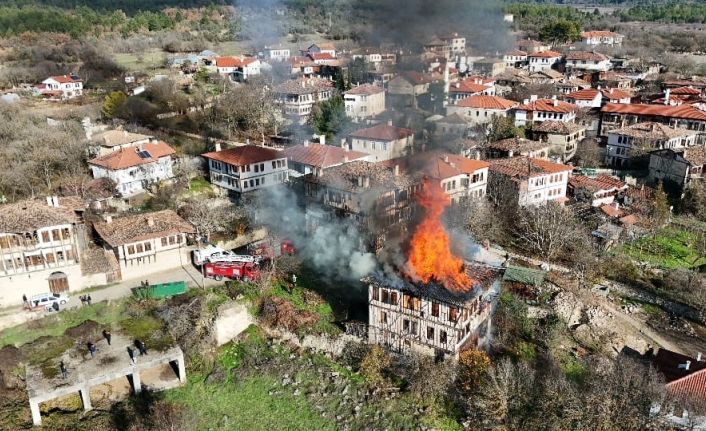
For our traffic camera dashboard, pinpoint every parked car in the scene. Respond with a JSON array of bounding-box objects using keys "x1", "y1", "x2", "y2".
[{"x1": 30, "y1": 292, "x2": 69, "y2": 311}]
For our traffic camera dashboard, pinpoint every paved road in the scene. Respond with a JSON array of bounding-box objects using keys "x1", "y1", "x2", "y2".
[{"x1": 0, "y1": 264, "x2": 221, "y2": 332}]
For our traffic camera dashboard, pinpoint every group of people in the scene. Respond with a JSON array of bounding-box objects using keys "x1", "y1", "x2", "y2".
[
  {"x1": 59, "y1": 331, "x2": 149, "y2": 378},
  {"x1": 79, "y1": 295, "x2": 92, "y2": 306}
]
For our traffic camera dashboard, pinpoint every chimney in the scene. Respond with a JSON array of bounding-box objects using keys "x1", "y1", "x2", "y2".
[
  {"x1": 553, "y1": 99, "x2": 559, "y2": 107},
  {"x1": 387, "y1": 119, "x2": 393, "y2": 126},
  {"x1": 147, "y1": 216, "x2": 155, "y2": 227},
  {"x1": 214, "y1": 142, "x2": 222, "y2": 152},
  {"x1": 363, "y1": 176, "x2": 370, "y2": 188},
  {"x1": 698, "y1": 352, "x2": 703, "y2": 362},
  {"x1": 686, "y1": 361, "x2": 692, "y2": 370},
  {"x1": 304, "y1": 140, "x2": 309, "y2": 147},
  {"x1": 319, "y1": 135, "x2": 326, "y2": 145},
  {"x1": 51, "y1": 196, "x2": 60, "y2": 207},
  {"x1": 301, "y1": 80, "x2": 306, "y2": 88},
  {"x1": 46, "y1": 196, "x2": 53, "y2": 207},
  {"x1": 394, "y1": 164, "x2": 399, "y2": 176},
  {"x1": 106, "y1": 215, "x2": 113, "y2": 224},
  {"x1": 530, "y1": 94, "x2": 538, "y2": 102},
  {"x1": 664, "y1": 88, "x2": 670, "y2": 105},
  {"x1": 358, "y1": 175, "x2": 364, "y2": 187},
  {"x1": 444, "y1": 155, "x2": 449, "y2": 163},
  {"x1": 523, "y1": 98, "x2": 529, "y2": 105}
]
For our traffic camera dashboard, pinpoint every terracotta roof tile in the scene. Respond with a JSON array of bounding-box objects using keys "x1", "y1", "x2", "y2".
[
  {"x1": 455, "y1": 95, "x2": 517, "y2": 110},
  {"x1": 600, "y1": 204, "x2": 625, "y2": 218},
  {"x1": 505, "y1": 50, "x2": 527, "y2": 57},
  {"x1": 91, "y1": 130, "x2": 152, "y2": 148},
  {"x1": 349, "y1": 123, "x2": 413, "y2": 141},
  {"x1": 566, "y1": 51, "x2": 609, "y2": 62},
  {"x1": 202, "y1": 145, "x2": 284, "y2": 166},
  {"x1": 516, "y1": 99, "x2": 577, "y2": 114},
  {"x1": 528, "y1": 50, "x2": 562, "y2": 59},
  {"x1": 489, "y1": 157, "x2": 572, "y2": 180},
  {"x1": 215, "y1": 56, "x2": 258, "y2": 68},
  {"x1": 274, "y1": 77, "x2": 333, "y2": 95},
  {"x1": 88, "y1": 141, "x2": 175, "y2": 170},
  {"x1": 47, "y1": 75, "x2": 82, "y2": 83},
  {"x1": 94, "y1": 210, "x2": 195, "y2": 248},
  {"x1": 533, "y1": 120, "x2": 586, "y2": 134},
  {"x1": 383, "y1": 152, "x2": 489, "y2": 182},
  {"x1": 582, "y1": 30, "x2": 622, "y2": 38},
  {"x1": 0, "y1": 197, "x2": 84, "y2": 233},
  {"x1": 601, "y1": 103, "x2": 706, "y2": 121},
  {"x1": 606, "y1": 122, "x2": 696, "y2": 140},
  {"x1": 567, "y1": 88, "x2": 600, "y2": 101},
  {"x1": 671, "y1": 86, "x2": 702, "y2": 96},
  {"x1": 398, "y1": 71, "x2": 436, "y2": 85},
  {"x1": 601, "y1": 88, "x2": 632, "y2": 100},
  {"x1": 344, "y1": 84, "x2": 384, "y2": 96},
  {"x1": 313, "y1": 160, "x2": 414, "y2": 192},
  {"x1": 488, "y1": 138, "x2": 548, "y2": 153},
  {"x1": 283, "y1": 144, "x2": 369, "y2": 169},
  {"x1": 569, "y1": 175, "x2": 626, "y2": 192}
]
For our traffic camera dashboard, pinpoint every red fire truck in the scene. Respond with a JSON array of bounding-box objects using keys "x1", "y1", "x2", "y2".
[
  {"x1": 250, "y1": 239, "x2": 296, "y2": 260},
  {"x1": 203, "y1": 261, "x2": 261, "y2": 282}
]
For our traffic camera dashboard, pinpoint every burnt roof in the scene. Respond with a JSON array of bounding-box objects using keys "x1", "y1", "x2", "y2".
[{"x1": 364, "y1": 264, "x2": 499, "y2": 306}]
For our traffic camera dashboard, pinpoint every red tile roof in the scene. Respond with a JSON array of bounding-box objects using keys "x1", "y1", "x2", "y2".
[
  {"x1": 654, "y1": 349, "x2": 706, "y2": 401},
  {"x1": 94, "y1": 210, "x2": 195, "y2": 248},
  {"x1": 383, "y1": 152, "x2": 489, "y2": 181},
  {"x1": 349, "y1": 123, "x2": 413, "y2": 141},
  {"x1": 601, "y1": 88, "x2": 632, "y2": 100},
  {"x1": 449, "y1": 80, "x2": 490, "y2": 94},
  {"x1": 202, "y1": 145, "x2": 283, "y2": 166},
  {"x1": 505, "y1": 50, "x2": 527, "y2": 57},
  {"x1": 283, "y1": 144, "x2": 368, "y2": 168},
  {"x1": 528, "y1": 50, "x2": 562, "y2": 59},
  {"x1": 344, "y1": 84, "x2": 384, "y2": 96},
  {"x1": 215, "y1": 56, "x2": 258, "y2": 68},
  {"x1": 602, "y1": 103, "x2": 706, "y2": 121},
  {"x1": 567, "y1": 88, "x2": 600, "y2": 101},
  {"x1": 88, "y1": 141, "x2": 175, "y2": 170},
  {"x1": 48, "y1": 74, "x2": 82, "y2": 83},
  {"x1": 398, "y1": 71, "x2": 435, "y2": 85},
  {"x1": 455, "y1": 95, "x2": 517, "y2": 110},
  {"x1": 489, "y1": 157, "x2": 572, "y2": 180},
  {"x1": 516, "y1": 98, "x2": 577, "y2": 114},
  {"x1": 600, "y1": 203, "x2": 625, "y2": 218},
  {"x1": 309, "y1": 52, "x2": 335, "y2": 61},
  {"x1": 671, "y1": 86, "x2": 701, "y2": 96}
]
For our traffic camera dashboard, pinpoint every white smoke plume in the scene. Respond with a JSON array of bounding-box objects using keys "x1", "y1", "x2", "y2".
[{"x1": 251, "y1": 184, "x2": 377, "y2": 280}]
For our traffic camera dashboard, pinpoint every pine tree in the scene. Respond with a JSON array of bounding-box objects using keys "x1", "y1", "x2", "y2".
[{"x1": 101, "y1": 91, "x2": 127, "y2": 119}]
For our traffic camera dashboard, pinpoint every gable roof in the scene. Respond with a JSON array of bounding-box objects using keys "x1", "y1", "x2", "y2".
[
  {"x1": 533, "y1": 120, "x2": 586, "y2": 134},
  {"x1": 344, "y1": 84, "x2": 384, "y2": 96},
  {"x1": 383, "y1": 152, "x2": 489, "y2": 182},
  {"x1": 449, "y1": 80, "x2": 491, "y2": 94},
  {"x1": 505, "y1": 50, "x2": 527, "y2": 57},
  {"x1": 93, "y1": 210, "x2": 195, "y2": 248},
  {"x1": 601, "y1": 88, "x2": 632, "y2": 100},
  {"x1": 397, "y1": 71, "x2": 435, "y2": 85},
  {"x1": 671, "y1": 86, "x2": 701, "y2": 96},
  {"x1": 45, "y1": 75, "x2": 82, "y2": 84},
  {"x1": 88, "y1": 141, "x2": 175, "y2": 170},
  {"x1": 202, "y1": 145, "x2": 283, "y2": 166},
  {"x1": 567, "y1": 88, "x2": 601, "y2": 101},
  {"x1": 91, "y1": 130, "x2": 152, "y2": 148},
  {"x1": 283, "y1": 144, "x2": 368, "y2": 169},
  {"x1": 566, "y1": 51, "x2": 609, "y2": 62},
  {"x1": 516, "y1": 98, "x2": 577, "y2": 114},
  {"x1": 488, "y1": 138, "x2": 549, "y2": 153},
  {"x1": 606, "y1": 122, "x2": 696, "y2": 140},
  {"x1": 582, "y1": 30, "x2": 622, "y2": 38},
  {"x1": 601, "y1": 103, "x2": 706, "y2": 121},
  {"x1": 528, "y1": 50, "x2": 562, "y2": 59},
  {"x1": 309, "y1": 52, "x2": 335, "y2": 61},
  {"x1": 349, "y1": 123, "x2": 413, "y2": 141},
  {"x1": 569, "y1": 175, "x2": 626, "y2": 193},
  {"x1": 489, "y1": 157, "x2": 572, "y2": 180},
  {"x1": 215, "y1": 56, "x2": 258, "y2": 68},
  {"x1": 274, "y1": 77, "x2": 333, "y2": 95},
  {"x1": 0, "y1": 197, "x2": 84, "y2": 233},
  {"x1": 437, "y1": 113, "x2": 470, "y2": 125},
  {"x1": 455, "y1": 95, "x2": 518, "y2": 110}
]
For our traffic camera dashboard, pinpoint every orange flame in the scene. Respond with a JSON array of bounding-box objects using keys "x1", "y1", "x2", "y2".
[{"x1": 407, "y1": 178, "x2": 472, "y2": 292}]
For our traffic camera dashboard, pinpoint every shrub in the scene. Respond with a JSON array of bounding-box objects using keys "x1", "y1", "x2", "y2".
[{"x1": 359, "y1": 345, "x2": 391, "y2": 388}]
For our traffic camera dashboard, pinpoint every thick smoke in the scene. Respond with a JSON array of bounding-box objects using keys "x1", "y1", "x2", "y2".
[{"x1": 253, "y1": 184, "x2": 377, "y2": 280}]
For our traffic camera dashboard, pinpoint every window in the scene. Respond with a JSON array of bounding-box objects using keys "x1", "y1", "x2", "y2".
[
  {"x1": 51, "y1": 229, "x2": 60, "y2": 241},
  {"x1": 381, "y1": 289, "x2": 389, "y2": 304},
  {"x1": 169, "y1": 236, "x2": 176, "y2": 245},
  {"x1": 272, "y1": 161, "x2": 277, "y2": 169},
  {"x1": 403, "y1": 319, "x2": 409, "y2": 332},
  {"x1": 127, "y1": 245, "x2": 135, "y2": 255},
  {"x1": 42, "y1": 231, "x2": 50, "y2": 242},
  {"x1": 62, "y1": 228, "x2": 70, "y2": 240},
  {"x1": 390, "y1": 291, "x2": 398, "y2": 305},
  {"x1": 440, "y1": 330, "x2": 447, "y2": 344},
  {"x1": 45, "y1": 253, "x2": 55, "y2": 264},
  {"x1": 260, "y1": 163, "x2": 264, "y2": 171},
  {"x1": 373, "y1": 287, "x2": 379, "y2": 301},
  {"x1": 161, "y1": 237, "x2": 168, "y2": 247},
  {"x1": 449, "y1": 307, "x2": 458, "y2": 322},
  {"x1": 254, "y1": 164, "x2": 260, "y2": 173},
  {"x1": 136, "y1": 243, "x2": 144, "y2": 253},
  {"x1": 427, "y1": 327, "x2": 435, "y2": 340},
  {"x1": 431, "y1": 302, "x2": 439, "y2": 317},
  {"x1": 380, "y1": 311, "x2": 388, "y2": 324},
  {"x1": 176, "y1": 235, "x2": 183, "y2": 244},
  {"x1": 144, "y1": 242, "x2": 152, "y2": 252}
]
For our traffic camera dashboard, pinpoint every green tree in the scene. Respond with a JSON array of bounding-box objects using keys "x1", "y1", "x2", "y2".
[
  {"x1": 101, "y1": 91, "x2": 127, "y2": 118},
  {"x1": 487, "y1": 116, "x2": 521, "y2": 142},
  {"x1": 539, "y1": 20, "x2": 582, "y2": 44},
  {"x1": 310, "y1": 95, "x2": 349, "y2": 140},
  {"x1": 650, "y1": 181, "x2": 671, "y2": 228},
  {"x1": 347, "y1": 58, "x2": 369, "y2": 87}
]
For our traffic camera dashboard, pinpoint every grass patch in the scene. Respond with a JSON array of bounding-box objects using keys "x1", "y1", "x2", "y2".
[
  {"x1": 188, "y1": 177, "x2": 211, "y2": 194},
  {"x1": 0, "y1": 301, "x2": 127, "y2": 348},
  {"x1": 113, "y1": 49, "x2": 166, "y2": 71},
  {"x1": 119, "y1": 314, "x2": 173, "y2": 352},
  {"x1": 620, "y1": 225, "x2": 706, "y2": 269},
  {"x1": 268, "y1": 283, "x2": 341, "y2": 336}
]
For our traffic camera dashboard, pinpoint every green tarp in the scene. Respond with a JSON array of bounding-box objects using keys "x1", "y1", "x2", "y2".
[{"x1": 503, "y1": 265, "x2": 546, "y2": 286}]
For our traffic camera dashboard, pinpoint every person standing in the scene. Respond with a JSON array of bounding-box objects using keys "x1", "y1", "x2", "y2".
[
  {"x1": 128, "y1": 347, "x2": 137, "y2": 365},
  {"x1": 103, "y1": 329, "x2": 112, "y2": 346},
  {"x1": 22, "y1": 294, "x2": 28, "y2": 307},
  {"x1": 137, "y1": 340, "x2": 148, "y2": 356},
  {"x1": 86, "y1": 294, "x2": 92, "y2": 306},
  {"x1": 59, "y1": 361, "x2": 68, "y2": 379},
  {"x1": 88, "y1": 342, "x2": 97, "y2": 358}
]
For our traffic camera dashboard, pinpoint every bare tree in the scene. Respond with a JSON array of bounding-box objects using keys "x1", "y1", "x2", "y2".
[
  {"x1": 514, "y1": 202, "x2": 585, "y2": 261},
  {"x1": 178, "y1": 195, "x2": 244, "y2": 242}
]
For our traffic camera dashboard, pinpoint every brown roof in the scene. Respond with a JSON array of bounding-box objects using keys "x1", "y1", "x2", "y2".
[
  {"x1": 309, "y1": 52, "x2": 335, "y2": 61},
  {"x1": 274, "y1": 77, "x2": 334, "y2": 95},
  {"x1": 47, "y1": 75, "x2": 82, "y2": 83},
  {"x1": 582, "y1": 30, "x2": 622, "y2": 38},
  {"x1": 202, "y1": 145, "x2": 283, "y2": 166},
  {"x1": 569, "y1": 175, "x2": 626, "y2": 193},
  {"x1": 671, "y1": 86, "x2": 701, "y2": 96},
  {"x1": 602, "y1": 103, "x2": 706, "y2": 121},
  {"x1": 344, "y1": 84, "x2": 384, "y2": 96},
  {"x1": 349, "y1": 123, "x2": 413, "y2": 141},
  {"x1": 566, "y1": 51, "x2": 609, "y2": 62},
  {"x1": 505, "y1": 50, "x2": 527, "y2": 57},
  {"x1": 528, "y1": 50, "x2": 562, "y2": 59},
  {"x1": 489, "y1": 157, "x2": 572, "y2": 180},
  {"x1": 91, "y1": 130, "x2": 152, "y2": 148},
  {"x1": 516, "y1": 99, "x2": 577, "y2": 114},
  {"x1": 93, "y1": 210, "x2": 195, "y2": 248},
  {"x1": 88, "y1": 141, "x2": 176, "y2": 170},
  {"x1": 533, "y1": 120, "x2": 586, "y2": 135},
  {"x1": 314, "y1": 160, "x2": 414, "y2": 192},
  {"x1": 455, "y1": 95, "x2": 517, "y2": 110},
  {"x1": 600, "y1": 204, "x2": 625, "y2": 218},
  {"x1": 567, "y1": 88, "x2": 601, "y2": 101},
  {"x1": 283, "y1": 144, "x2": 368, "y2": 168},
  {"x1": 398, "y1": 71, "x2": 435, "y2": 85},
  {"x1": 383, "y1": 152, "x2": 489, "y2": 182},
  {"x1": 489, "y1": 138, "x2": 548, "y2": 153},
  {"x1": 607, "y1": 122, "x2": 696, "y2": 140},
  {"x1": 601, "y1": 88, "x2": 632, "y2": 100},
  {"x1": 449, "y1": 80, "x2": 489, "y2": 94},
  {"x1": 0, "y1": 197, "x2": 84, "y2": 233}
]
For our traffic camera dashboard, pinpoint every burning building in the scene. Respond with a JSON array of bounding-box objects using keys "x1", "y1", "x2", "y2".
[{"x1": 366, "y1": 179, "x2": 501, "y2": 358}]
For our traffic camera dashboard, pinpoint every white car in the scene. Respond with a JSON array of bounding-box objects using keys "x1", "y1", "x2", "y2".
[
  {"x1": 193, "y1": 245, "x2": 260, "y2": 265},
  {"x1": 30, "y1": 292, "x2": 69, "y2": 311}
]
